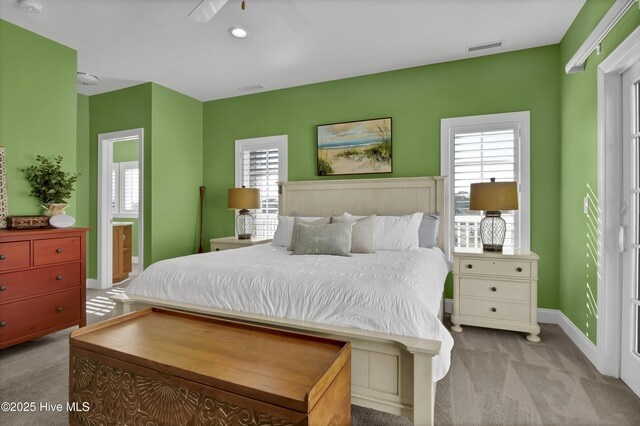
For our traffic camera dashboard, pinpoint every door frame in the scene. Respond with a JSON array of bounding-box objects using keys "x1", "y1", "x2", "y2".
[
  {"x1": 597, "y1": 26, "x2": 640, "y2": 376},
  {"x1": 97, "y1": 128, "x2": 144, "y2": 290}
]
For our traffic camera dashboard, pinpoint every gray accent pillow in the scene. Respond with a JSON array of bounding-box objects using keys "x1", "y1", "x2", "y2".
[
  {"x1": 332, "y1": 215, "x2": 376, "y2": 253},
  {"x1": 419, "y1": 213, "x2": 440, "y2": 248},
  {"x1": 293, "y1": 222, "x2": 353, "y2": 257},
  {"x1": 288, "y1": 217, "x2": 331, "y2": 251}
]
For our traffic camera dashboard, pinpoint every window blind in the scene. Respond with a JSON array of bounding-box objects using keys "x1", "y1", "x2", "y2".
[
  {"x1": 111, "y1": 165, "x2": 119, "y2": 212},
  {"x1": 453, "y1": 128, "x2": 518, "y2": 250},
  {"x1": 241, "y1": 148, "x2": 279, "y2": 238},
  {"x1": 122, "y1": 166, "x2": 139, "y2": 213}
]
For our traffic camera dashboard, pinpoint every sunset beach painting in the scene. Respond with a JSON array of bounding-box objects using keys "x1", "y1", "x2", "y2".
[{"x1": 317, "y1": 117, "x2": 392, "y2": 176}]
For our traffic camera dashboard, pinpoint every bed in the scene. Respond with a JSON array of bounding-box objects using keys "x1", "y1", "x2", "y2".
[{"x1": 115, "y1": 176, "x2": 450, "y2": 426}]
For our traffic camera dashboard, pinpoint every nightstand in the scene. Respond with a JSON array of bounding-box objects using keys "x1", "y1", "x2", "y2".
[
  {"x1": 210, "y1": 236, "x2": 272, "y2": 252},
  {"x1": 451, "y1": 249, "x2": 541, "y2": 342}
]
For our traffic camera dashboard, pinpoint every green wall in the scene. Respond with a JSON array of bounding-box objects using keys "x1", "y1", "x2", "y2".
[
  {"x1": 84, "y1": 83, "x2": 203, "y2": 279},
  {"x1": 150, "y1": 84, "x2": 204, "y2": 261},
  {"x1": 559, "y1": 1, "x2": 640, "y2": 343},
  {"x1": 0, "y1": 19, "x2": 78, "y2": 217},
  {"x1": 203, "y1": 45, "x2": 562, "y2": 307},
  {"x1": 88, "y1": 83, "x2": 152, "y2": 278},
  {"x1": 113, "y1": 139, "x2": 138, "y2": 163}
]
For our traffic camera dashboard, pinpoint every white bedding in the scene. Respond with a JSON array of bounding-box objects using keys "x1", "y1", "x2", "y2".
[{"x1": 126, "y1": 244, "x2": 454, "y2": 380}]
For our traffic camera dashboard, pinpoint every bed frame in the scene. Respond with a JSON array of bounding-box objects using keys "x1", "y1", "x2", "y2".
[{"x1": 113, "y1": 176, "x2": 447, "y2": 426}]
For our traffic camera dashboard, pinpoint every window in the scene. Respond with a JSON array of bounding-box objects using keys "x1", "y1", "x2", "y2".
[
  {"x1": 111, "y1": 161, "x2": 139, "y2": 217},
  {"x1": 235, "y1": 136, "x2": 288, "y2": 239},
  {"x1": 441, "y1": 112, "x2": 530, "y2": 258}
]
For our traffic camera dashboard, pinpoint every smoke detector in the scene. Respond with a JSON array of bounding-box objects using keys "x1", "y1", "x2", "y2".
[
  {"x1": 77, "y1": 72, "x2": 99, "y2": 86},
  {"x1": 17, "y1": 0, "x2": 43, "y2": 13}
]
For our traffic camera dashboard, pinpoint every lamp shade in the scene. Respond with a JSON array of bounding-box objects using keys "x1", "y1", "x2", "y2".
[
  {"x1": 228, "y1": 187, "x2": 260, "y2": 209},
  {"x1": 470, "y1": 180, "x2": 518, "y2": 211}
]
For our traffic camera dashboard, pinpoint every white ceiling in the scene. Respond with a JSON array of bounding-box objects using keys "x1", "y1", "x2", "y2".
[{"x1": 0, "y1": 0, "x2": 585, "y2": 102}]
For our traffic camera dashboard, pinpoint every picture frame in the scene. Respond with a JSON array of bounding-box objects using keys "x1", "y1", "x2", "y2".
[{"x1": 316, "y1": 117, "x2": 392, "y2": 176}]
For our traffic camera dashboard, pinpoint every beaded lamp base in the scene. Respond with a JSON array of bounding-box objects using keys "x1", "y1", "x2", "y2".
[
  {"x1": 236, "y1": 209, "x2": 254, "y2": 240},
  {"x1": 480, "y1": 211, "x2": 506, "y2": 252}
]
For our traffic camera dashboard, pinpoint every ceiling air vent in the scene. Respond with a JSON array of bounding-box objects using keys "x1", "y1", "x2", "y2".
[
  {"x1": 238, "y1": 84, "x2": 264, "y2": 92},
  {"x1": 467, "y1": 40, "x2": 504, "y2": 53}
]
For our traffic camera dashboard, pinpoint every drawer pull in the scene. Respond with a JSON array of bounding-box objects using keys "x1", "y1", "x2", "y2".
[
  {"x1": 0, "y1": 285, "x2": 6, "y2": 291},
  {"x1": 466, "y1": 264, "x2": 473, "y2": 269},
  {"x1": 491, "y1": 307, "x2": 497, "y2": 312},
  {"x1": 0, "y1": 255, "x2": 5, "y2": 260},
  {"x1": 0, "y1": 321, "x2": 6, "y2": 327},
  {"x1": 516, "y1": 267, "x2": 523, "y2": 272},
  {"x1": 56, "y1": 275, "x2": 63, "y2": 281},
  {"x1": 56, "y1": 248, "x2": 63, "y2": 253},
  {"x1": 56, "y1": 306, "x2": 63, "y2": 312},
  {"x1": 491, "y1": 286, "x2": 497, "y2": 292}
]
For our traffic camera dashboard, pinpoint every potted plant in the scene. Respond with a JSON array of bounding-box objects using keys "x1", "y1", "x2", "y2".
[{"x1": 22, "y1": 155, "x2": 79, "y2": 216}]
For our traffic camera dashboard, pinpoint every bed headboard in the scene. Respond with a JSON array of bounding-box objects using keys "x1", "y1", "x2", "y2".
[{"x1": 279, "y1": 176, "x2": 446, "y2": 250}]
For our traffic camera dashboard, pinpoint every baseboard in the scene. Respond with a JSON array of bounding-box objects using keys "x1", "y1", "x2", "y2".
[
  {"x1": 443, "y1": 298, "x2": 598, "y2": 368},
  {"x1": 86, "y1": 279, "x2": 101, "y2": 289},
  {"x1": 132, "y1": 256, "x2": 139, "y2": 264}
]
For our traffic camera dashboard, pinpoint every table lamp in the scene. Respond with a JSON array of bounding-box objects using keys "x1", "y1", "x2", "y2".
[
  {"x1": 469, "y1": 178, "x2": 518, "y2": 252},
  {"x1": 228, "y1": 186, "x2": 260, "y2": 239}
]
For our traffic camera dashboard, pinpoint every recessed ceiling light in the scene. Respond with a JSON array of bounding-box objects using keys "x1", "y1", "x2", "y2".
[
  {"x1": 228, "y1": 26, "x2": 248, "y2": 39},
  {"x1": 77, "y1": 72, "x2": 99, "y2": 86},
  {"x1": 17, "y1": 0, "x2": 43, "y2": 13}
]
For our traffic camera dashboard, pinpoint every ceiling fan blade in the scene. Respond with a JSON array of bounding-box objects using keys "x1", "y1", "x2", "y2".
[
  {"x1": 274, "y1": 0, "x2": 311, "y2": 34},
  {"x1": 188, "y1": 0, "x2": 230, "y2": 23}
]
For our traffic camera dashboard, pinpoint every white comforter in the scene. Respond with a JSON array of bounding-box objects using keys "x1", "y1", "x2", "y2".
[{"x1": 126, "y1": 244, "x2": 454, "y2": 380}]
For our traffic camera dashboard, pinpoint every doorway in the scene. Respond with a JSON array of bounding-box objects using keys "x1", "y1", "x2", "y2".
[
  {"x1": 97, "y1": 129, "x2": 144, "y2": 289},
  {"x1": 621, "y1": 60, "x2": 640, "y2": 396}
]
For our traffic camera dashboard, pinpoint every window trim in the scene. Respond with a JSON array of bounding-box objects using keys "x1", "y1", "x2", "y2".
[
  {"x1": 440, "y1": 111, "x2": 531, "y2": 259},
  {"x1": 234, "y1": 135, "x2": 288, "y2": 238}
]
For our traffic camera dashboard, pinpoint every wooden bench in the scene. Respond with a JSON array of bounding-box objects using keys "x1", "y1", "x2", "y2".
[{"x1": 69, "y1": 307, "x2": 351, "y2": 425}]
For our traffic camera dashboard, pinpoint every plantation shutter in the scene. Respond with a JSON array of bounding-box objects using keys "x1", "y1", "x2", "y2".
[
  {"x1": 241, "y1": 148, "x2": 279, "y2": 238},
  {"x1": 111, "y1": 164, "x2": 119, "y2": 213},
  {"x1": 453, "y1": 125, "x2": 519, "y2": 250},
  {"x1": 117, "y1": 161, "x2": 139, "y2": 214}
]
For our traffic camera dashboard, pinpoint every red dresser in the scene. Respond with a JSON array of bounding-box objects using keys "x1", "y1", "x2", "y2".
[{"x1": 0, "y1": 228, "x2": 89, "y2": 349}]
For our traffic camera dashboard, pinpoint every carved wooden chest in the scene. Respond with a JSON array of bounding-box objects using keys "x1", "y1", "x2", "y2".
[{"x1": 69, "y1": 308, "x2": 351, "y2": 425}]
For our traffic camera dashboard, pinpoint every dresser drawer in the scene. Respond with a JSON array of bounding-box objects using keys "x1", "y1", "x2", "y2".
[
  {"x1": 459, "y1": 297, "x2": 530, "y2": 323},
  {"x1": 0, "y1": 288, "x2": 81, "y2": 342},
  {"x1": 33, "y1": 237, "x2": 81, "y2": 266},
  {"x1": 458, "y1": 257, "x2": 531, "y2": 278},
  {"x1": 0, "y1": 263, "x2": 81, "y2": 303},
  {"x1": 0, "y1": 241, "x2": 30, "y2": 272},
  {"x1": 459, "y1": 277, "x2": 530, "y2": 302}
]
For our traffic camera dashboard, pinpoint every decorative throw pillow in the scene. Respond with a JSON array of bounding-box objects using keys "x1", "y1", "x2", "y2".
[
  {"x1": 288, "y1": 217, "x2": 331, "y2": 251},
  {"x1": 293, "y1": 222, "x2": 353, "y2": 257},
  {"x1": 418, "y1": 213, "x2": 440, "y2": 248},
  {"x1": 374, "y1": 213, "x2": 423, "y2": 251},
  {"x1": 272, "y1": 215, "x2": 325, "y2": 247},
  {"x1": 332, "y1": 215, "x2": 377, "y2": 253}
]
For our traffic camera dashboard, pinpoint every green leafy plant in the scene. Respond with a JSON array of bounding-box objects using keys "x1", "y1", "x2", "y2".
[{"x1": 22, "y1": 155, "x2": 79, "y2": 204}]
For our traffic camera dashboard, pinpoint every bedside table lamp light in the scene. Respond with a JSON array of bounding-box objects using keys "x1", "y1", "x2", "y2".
[
  {"x1": 228, "y1": 186, "x2": 260, "y2": 240},
  {"x1": 469, "y1": 178, "x2": 518, "y2": 252}
]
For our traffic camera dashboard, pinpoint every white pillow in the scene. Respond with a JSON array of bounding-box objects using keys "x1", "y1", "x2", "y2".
[
  {"x1": 373, "y1": 213, "x2": 423, "y2": 251},
  {"x1": 272, "y1": 215, "x2": 326, "y2": 247}
]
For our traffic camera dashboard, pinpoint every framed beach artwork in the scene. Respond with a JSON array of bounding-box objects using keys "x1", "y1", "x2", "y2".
[{"x1": 317, "y1": 117, "x2": 392, "y2": 176}]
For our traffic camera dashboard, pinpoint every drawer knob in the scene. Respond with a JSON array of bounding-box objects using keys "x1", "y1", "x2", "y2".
[
  {"x1": 466, "y1": 264, "x2": 473, "y2": 269},
  {"x1": 0, "y1": 255, "x2": 5, "y2": 260},
  {"x1": 0, "y1": 321, "x2": 6, "y2": 327},
  {"x1": 56, "y1": 306, "x2": 63, "y2": 312},
  {"x1": 0, "y1": 285, "x2": 6, "y2": 291},
  {"x1": 491, "y1": 286, "x2": 497, "y2": 292},
  {"x1": 56, "y1": 248, "x2": 63, "y2": 253},
  {"x1": 56, "y1": 275, "x2": 63, "y2": 281},
  {"x1": 491, "y1": 307, "x2": 497, "y2": 312},
  {"x1": 516, "y1": 267, "x2": 523, "y2": 272}
]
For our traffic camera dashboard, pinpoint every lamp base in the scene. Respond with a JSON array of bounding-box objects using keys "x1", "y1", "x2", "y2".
[
  {"x1": 236, "y1": 208, "x2": 255, "y2": 240},
  {"x1": 480, "y1": 211, "x2": 506, "y2": 253}
]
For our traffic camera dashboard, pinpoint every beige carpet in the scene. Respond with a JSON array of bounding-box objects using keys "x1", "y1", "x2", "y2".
[{"x1": 1, "y1": 285, "x2": 639, "y2": 425}]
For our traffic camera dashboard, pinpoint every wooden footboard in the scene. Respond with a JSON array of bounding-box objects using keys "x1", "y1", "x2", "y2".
[{"x1": 110, "y1": 294, "x2": 440, "y2": 426}]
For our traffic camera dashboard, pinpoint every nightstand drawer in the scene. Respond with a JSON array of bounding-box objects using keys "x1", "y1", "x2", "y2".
[
  {"x1": 458, "y1": 258, "x2": 531, "y2": 278},
  {"x1": 459, "y1": 277, "x2": 530, "y2": 302},
  {"x1": 211, "y1": 243, "x2": 240, "y2": 252},
  {"x1": 459, "y1": 297, "x2": 530, "y2": 323}
]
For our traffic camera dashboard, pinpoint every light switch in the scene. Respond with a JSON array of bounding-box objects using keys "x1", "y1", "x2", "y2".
[{"x1": 583, "y1": 195, "x2": 589, "y2": 215}]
